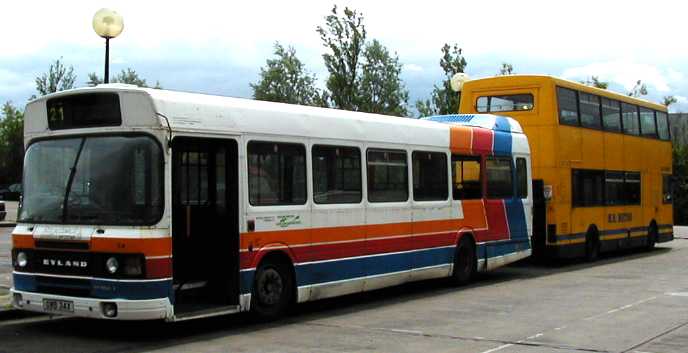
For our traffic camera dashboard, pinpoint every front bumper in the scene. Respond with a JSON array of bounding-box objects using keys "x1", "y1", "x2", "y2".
[{"x1": 11, "y1": 289, "x2": 173, "y2": 321}]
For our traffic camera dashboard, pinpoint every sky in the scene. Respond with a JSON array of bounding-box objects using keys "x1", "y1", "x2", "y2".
[{"x1": 1, "y1": 0, "x2": 687, "y2": 113}]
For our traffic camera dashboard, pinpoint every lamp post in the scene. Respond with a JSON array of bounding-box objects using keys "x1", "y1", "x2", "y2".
[{"x1": 92, "y1": 9, "x2": 124, "y2": 84}]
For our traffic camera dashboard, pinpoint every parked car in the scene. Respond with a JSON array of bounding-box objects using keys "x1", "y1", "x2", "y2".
[{"x1": 0, "y1": 183, "x2": 21, "y2": 201}]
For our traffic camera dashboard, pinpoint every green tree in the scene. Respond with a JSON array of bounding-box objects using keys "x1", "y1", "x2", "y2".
[
  {"x1": 591, "y1": 76, "x2": 608, "y2": 89},
  {"x1": 357, "y1": 39, "x2": 408, "y2": 116},
  {"x1": 663, "y1": 95, "x2": 677, "y2": 107},
  {"x1": 34, "y1": 58, "x2": 76, "y2": 96},
  {"x1": 415, "y1": 43, "x2": 467, "y2": 117},
  {"x1": 87, "y1": 68, "x2": 162, "y2": 88},
  {"x1": 628, "y1": 80, "x2": 648, "y2": 97},
  {"x1": 0, "y1": 102, "x2": 24, "y2": 184},
  {"x1": 317, "y1": 5, "x2": 366, "y2": 111},
  {"x1": 251, "y1": 42, "x2": 324, "y2": 106},
  {"x1": 579, "y1": 76, "x2": 608, "y2": 89},
  {"x1": 498, "y1": 63, "x2": 514, "y2": 75}
]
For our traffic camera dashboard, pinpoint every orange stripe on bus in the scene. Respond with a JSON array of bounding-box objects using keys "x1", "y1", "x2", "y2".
[
  {"x1": 91, "y1": 237, "x2": 172, "y2": 257},
  {"x1": 241, "y1": 212, "x2": 490, "y2": 251},
  {"x1": 450, "y1": 126, "x2": 473, "y2": 154},
  {"x1": 12, "y1": 234, "x2": 34, "y2": 249},
  {"x1": 461, "y1": 201, "x2": 488, "y2": 230}
]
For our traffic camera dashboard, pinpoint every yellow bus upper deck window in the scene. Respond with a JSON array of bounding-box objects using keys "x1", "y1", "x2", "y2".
[{"x1": 476, "y1": 94, "x2": 533, "y2": 113}]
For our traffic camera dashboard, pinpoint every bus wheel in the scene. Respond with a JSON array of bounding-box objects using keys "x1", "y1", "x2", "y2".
[
  {"x1": 251, "y1": 257, "x2": 294, "y2": 319},
  {"x1": 585, "y1": 227, "x2": 600, "y2": 262},
  {"x1": 452, "y1": 235, "x2": 476, "y2": 285},
  {"x1": 647, "y1": 223, "x2": 658, "y2": 250}
]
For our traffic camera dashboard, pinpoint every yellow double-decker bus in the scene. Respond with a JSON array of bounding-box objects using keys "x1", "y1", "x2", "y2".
[{"x1": 458, "y1": 75, "x2": 673, "y2": 259}]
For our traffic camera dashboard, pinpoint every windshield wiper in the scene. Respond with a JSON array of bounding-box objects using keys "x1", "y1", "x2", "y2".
[{"x1": 62, "y1": 138, "x2": 86, "y2": 222}]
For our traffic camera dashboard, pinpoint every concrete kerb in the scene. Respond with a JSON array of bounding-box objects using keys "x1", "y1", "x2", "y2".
[{"x1": 0, "y1": 287, "x2": 18, "y2": 319}]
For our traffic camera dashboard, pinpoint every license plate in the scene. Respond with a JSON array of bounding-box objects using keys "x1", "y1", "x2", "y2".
[{"x1": 43, "y1": 299, "x2": 74, "y2": 313}]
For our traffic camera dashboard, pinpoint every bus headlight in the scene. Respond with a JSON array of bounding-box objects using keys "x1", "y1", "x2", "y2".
[
  {"x1": 106, "y1": 257, "x2": 119, "y2": 274},
  {"x1": 16, "y1": 252, "x2": 28, "y2": 268},
  {"x1": 123, "y1": 256, "x2": 143, "y2": 276}
]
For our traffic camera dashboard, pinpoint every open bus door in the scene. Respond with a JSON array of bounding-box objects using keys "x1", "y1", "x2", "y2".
[{"x1": 171, "y1": 137, "x2": 239, "y2": 317}]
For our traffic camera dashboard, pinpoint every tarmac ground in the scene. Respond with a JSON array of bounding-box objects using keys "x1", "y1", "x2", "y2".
[{"x1": 0, "y1": 223, "x2": 687, "y2": 352}]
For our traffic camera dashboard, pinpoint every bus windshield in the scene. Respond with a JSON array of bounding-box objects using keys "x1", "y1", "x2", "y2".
[{"x1": 20, "y1": 135, "x2": 163, "y2": 225}]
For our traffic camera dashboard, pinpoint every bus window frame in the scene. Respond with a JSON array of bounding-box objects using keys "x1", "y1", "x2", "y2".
[
  {"x1": 451, "y1": 154, "x2": 483, "y2": 200},
  {"x1": 411, "y1": 150, "x2": 449, "y2": 202},
  {"x1": 556, "y1": 86, "x2": 580, "y2": 127},
  {"x1": 555, "y1": 85, "x2": 668, "y2": 142},
  {"x1": 485, "y1": 156, "x2": 514, "y2": 199},
  {"x1": 366, "y1": 148, "x2": 409, "y2": 203},
  {"x1": 21, "y1": 132, "x2": 165, "y2": 226},
  {"x1": 475, "y1": 93, "x2": 535, "y2": 113},
  {"x1": 639, "y1": 107, "x2": 658, "y2": 139},
  {"x1": 247, "y1": 140, "x2": 308, "y2": 207},
  {"x1": 578, "y1": 91, "x2": 602, "y2": 130},
  {"x1": 311, "y1": 144, "x2": 363, "y2": 205}
]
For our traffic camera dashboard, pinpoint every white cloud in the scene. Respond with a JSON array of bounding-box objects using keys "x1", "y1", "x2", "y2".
[
  {"x1": 404, "y1": 64, "x2": 424, "y2": 73},
  {"x1": 2, "y1": 0, "x2": 688, "y2": 110},
  {"x1": 561, "y1": 61, "x2": 675, "y2": 93}
]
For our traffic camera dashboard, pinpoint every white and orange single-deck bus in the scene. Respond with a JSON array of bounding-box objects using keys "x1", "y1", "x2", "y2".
[{"x1": 11, "y1": 85, "x2": 532, "y2": 321}]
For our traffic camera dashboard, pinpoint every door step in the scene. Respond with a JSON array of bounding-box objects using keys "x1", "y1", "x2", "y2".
[
  {"x1": 173, "y1": 305, "x2": 241, "y2": 321},
  {"x1": 173, "y1": 281, "x2": 208, "y2": 291}
]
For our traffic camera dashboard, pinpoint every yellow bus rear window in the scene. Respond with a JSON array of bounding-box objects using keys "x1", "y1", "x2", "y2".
[{"x1": 476, "y1": 94, "x2": 534, "y2": 113}]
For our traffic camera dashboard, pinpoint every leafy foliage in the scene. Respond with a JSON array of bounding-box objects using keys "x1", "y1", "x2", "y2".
[
  {"x1": 498, "y1": 63, "x2": 514, "y2": 75},
  {"x1": 87, "y1": 68, "x2": 162, "y2": 88},
  {"x1": 415, "y1": 43, "x2": 467, "y2": 117},
  {"x1": 251, "y1": 43, "x2": 324, "y2": 106},
  {"x1": 580, "y1": 76, "x2": 609, "y2": 89},
  {"x1": 314, "y1": 6, "x2": 408, "y2": 116},
  {"x1": 0, "y1": 102, "x2": 24, "y2": 184},
  {"x1": 627, "y1": 80, "x2": 648, "y2": 97},
  {"x1": 663, "y1": 95, "x2": 677, "y2": 107},
  {"x1": 357, "y1": 40, "x2": 408, "y2": 116},
  {"x1": 34, "y1": 58, "x2": 76, "y2": 97},
  {"x1": 317, "y1": 5, "x2": 366, "y2": 111}
]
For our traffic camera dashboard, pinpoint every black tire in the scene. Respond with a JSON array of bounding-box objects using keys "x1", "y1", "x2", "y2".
[
  {"x1": 647, "y1": 223, "x2": 658, "y2": 250},
  {"x1": 585, "y1": 228, "x2": 600, "y2": 262},
  {"x1": 251, "y1": 257, "x2": 294, "y2": 319},
  {"x1": 452, "y1": 235, "x2": 476, "y2": 285}
]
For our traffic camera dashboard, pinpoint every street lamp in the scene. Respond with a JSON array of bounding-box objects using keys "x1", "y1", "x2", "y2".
[{"x1": 92, "y1": 8, "x2": 124, "y2": 84}]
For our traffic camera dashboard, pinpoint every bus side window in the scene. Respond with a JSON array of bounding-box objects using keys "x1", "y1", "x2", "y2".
[
  {"x1": 486, "y1": 157, "x2": 513, "y2": 199},
  {"x1": 412, "y1": 151, "x2": 448, "y2": 201},
  {"x1": 516, "y1": 157, "x2": 528, "y2": 198},
  {"x1": 312, "y1": 145, "x2": 362, "y2": 204},
  {"x1": 247, "y1": 141, "x2": 307, "y2": 206},
  {"x1": 451, "y1": 155, "x2": 482, "y2": 200},
  {"x1": 367, "y1": 149, "x2": 408, "y2": 202}
]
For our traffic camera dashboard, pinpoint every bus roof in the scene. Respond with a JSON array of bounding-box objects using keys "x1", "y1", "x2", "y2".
[
  {"x1": 463, "y1": 74, "x2": 667, "y2": 111},
  {"x1": 25, "y1": 85, "x2": 527, "y2": 152},
  {"x1": 422, "y1": 114, "x2": 524, "y2": 133}
]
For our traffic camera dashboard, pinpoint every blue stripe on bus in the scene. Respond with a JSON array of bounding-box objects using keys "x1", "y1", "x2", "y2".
[
  {"x1": 240, "y1": 241, "x2": 531, "y2": 294},
  {"x1": 12, "y1": 273, "x2": 173, "y2": 301},
  {"x1": 492, "y1": 130, "x2": 512, "y2": 156},
  {"x1": 505, "y1": 199, "x2": 528, "y2": 240},
  {"x1": 478, "y1": 238, "x2": 531, "y2": 259},
  {"x1": 493, "y1": 115, "x2": 513, "y2": 132}
]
